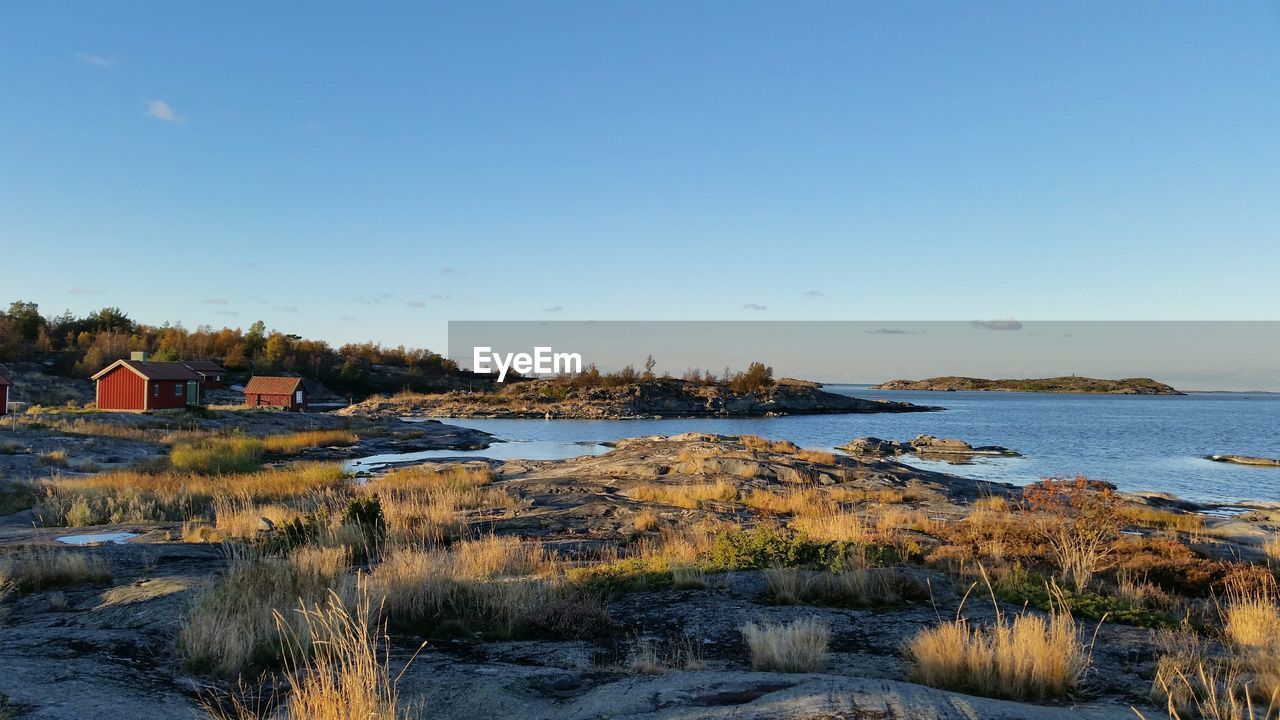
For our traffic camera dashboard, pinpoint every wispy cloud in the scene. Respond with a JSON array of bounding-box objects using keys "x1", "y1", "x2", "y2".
[
  {"x1": 339, "y1": 315, "x2": 357, "y2": 321},
  {"x1": 971, "y1": 319, "x2": 1023, "y2": 331},
  {"x1": 802, "y1": 290, "x2": 824, "y2": 298},
  {"x1": 407, "y1": 301, "x2": 427, "y2": 309},
  {"x1": 866, "y1": 328, "x2": 914, "y2": 335},
  {"x1": 742, "y1": 303, "x2": 768, "y2": 311},
  {"x1": 542, "y1": 306, "x2": 564, "y2": 313},
  {"x1": 146, "y1": 99, "x2": 183, "y2": 123},
  {"x1": 202, "y1": 298, "x2": 229, "y2": 305},
  {"x1": 274, "y1": 305, "x2": 300, "y2": 313},
  {"x1": 236, "y1": 261, "x2": 256, "y2": 269},
  {"x1": 353, "y1": 292, "x2": 398, "y2": 305},
  {"x1": 440, "y1": 267, "x2": 461, "y2": 276},
  {"x1": 215, "y1": 310, "x2": 239, "y2": 316},
  {"x1": 76, "y1": 53, "x2": 116, "y2": 67},
  {"x1": 428, "y1": 293, "x2": 452, "y2": 301}
]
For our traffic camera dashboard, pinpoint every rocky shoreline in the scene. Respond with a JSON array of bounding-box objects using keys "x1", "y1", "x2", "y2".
[
  {"x1": 873, "y1": 375, "x2": 1183, "y2": 395},
  {"x1": 839, "y1": 434, "x2": 1021, "y2": 458},
  {"x1": 4, "y1": 429, "x2": 1275, "y2": 719},
  {"x1": 339, "y1": 377, "x2": 940, "y2": 419}
]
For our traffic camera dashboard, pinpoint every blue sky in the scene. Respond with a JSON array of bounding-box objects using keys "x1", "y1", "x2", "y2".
[{"x1": 2, "y1": 2, "x2": 1279, "y2": 350}]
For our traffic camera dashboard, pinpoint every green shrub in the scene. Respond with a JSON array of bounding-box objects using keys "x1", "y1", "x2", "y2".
[
  {"x1": 707, "y1": 527, "x2": 903, "y2": 572},
  {"x1": 994, "y1": 564, "x2": 1173, "y2": 628}
]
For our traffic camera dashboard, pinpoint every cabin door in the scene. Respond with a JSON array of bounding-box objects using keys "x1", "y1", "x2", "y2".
[{"x1": 187, "y1": 381, "x2": 200, "y2": 405}]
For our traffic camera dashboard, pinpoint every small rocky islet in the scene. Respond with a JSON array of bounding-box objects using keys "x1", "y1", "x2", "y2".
[
  {"x1": 340, "y1": 377, "x2": 941, "y2": 419},
  {"x1": 872, "y1": 375, "x2": 1184, "y2": 395}
]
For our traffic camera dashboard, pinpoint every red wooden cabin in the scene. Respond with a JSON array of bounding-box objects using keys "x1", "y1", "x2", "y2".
[
  {"x1": 0, "y1": 374, "x2": 11, "y2": 415},
  {"x1": 92, "y1": 359, "x2": 204, "y2": 411},
  {"x1": 243, "y1": 376, "x2": 307, "y2": 411}
]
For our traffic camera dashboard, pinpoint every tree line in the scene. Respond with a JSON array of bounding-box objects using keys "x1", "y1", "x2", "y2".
[
  {"x1": 0, "y1": 300, "x2": 461, "y2": 397},
  {"x1": 0, "y1": 301, "x2": 778, "y2": 398}
]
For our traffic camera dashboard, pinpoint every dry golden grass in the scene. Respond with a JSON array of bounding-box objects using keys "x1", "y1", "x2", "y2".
[
  {"x1": 741, "y1": 487, "x2": 833, "y2": 516},
  {"x1": 1144, "y1": 626, "x2": 1280, "y2": 719},
  {"x1": 906, "y1": 582, "x2": 1091, "y2": 701},
  {"x1": 211, "y1": 496, "x2": 308, "y2": 539},
  {"x1": 625, "y1": 635, "x2": 705, "y2": 674},
  {"x1": 1222, "y1": 571, "x2": 1280, "y2": 654},
  {"x1": 37, "y1": 449, "x2": 70, "y2": 467},
  {"x1": 446, "y1": 535, "x2": 556, "y2": 579},
  {"x1": 260, "y1": 430, "x2": 358, "y2": 454},
  {"x1": 1146, "y1": 626, "x2": 1280, "y2": 720},
  {"x1": 1213, "y1": 569, "x2": 1280, "y2": 706},
  {"x1": 646, "y1": 522, "x2": 724, "y2": 567},
  {"x1": 0, "y1": 549, "x2": 111, "y2": 592},
  {"x1": 974, "y1": 495, "x2": 1011, "y2": 512},
  {"x1": 275, "y1": 589, "x2": 405, "y2": 720},
  {"x1": 793, "y1": 449, "x2": 837, "y2": 464},
  {"x1": 1125, "y1": 506, "x2": 1205, "y2": 533},
  {"x1": 671, "y1": 566, "x2": 708, "y2": 589},
  {"x1": 37, "y1": 463, "x2": 346, "y2": 527},
  {"x1": 1265, "y1": 536, "x2": 1280, "y2": 574},
  {"x1": 873, "y1": 505, "x2": 941, "y2": 536},
  {"x1": 359, "y1": 546, "x2": 592, "y2": 639},
  {"x1": 168, "y1": 431, "x2": 359, "y2": 475},
  {"x1": 366, "y1": 464, "x2": 513, "y2": 546},
  {"x1": 741, "y1": 617, "x2": 830, "y2": 672},
  {"x1": 739, "y1": 435, "x2": 800, "y2": 454},
  {"x1": 26, "y1": 416, "x2": 224, "y2": 444},
  {"x1": 840, "y1": 486, "x2": 917, "y2": 504},
  {"x1": 790, "y1": 507, "x2": 872, "y2": 544},
  {"x1": 632, "y1": 481, "x2": 737, "y2": 509},
  {"x1": 632, "y1": 509, "x2": 659, "y2": 532},
  {"x1": 180, "y1": 547, "x2": 348, "y2": 677}
]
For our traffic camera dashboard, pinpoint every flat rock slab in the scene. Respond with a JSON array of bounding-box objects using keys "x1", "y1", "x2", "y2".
[{"x1": 400, "y1": 662, "x2": 1147, "y2": 720}]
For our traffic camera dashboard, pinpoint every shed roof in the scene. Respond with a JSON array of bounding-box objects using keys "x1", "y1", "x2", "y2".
[
  {"x1": 182, "y1": 360, "x2": 228, "y2": 375},
  {"x1": 0, "y1": 375, "x2": 11, "y2": 387},
  {"x1": 243, "y1": 376, "x2": 304, "y2": 395},
  {"x1": 91, "y1": 360, "x2": 203, "y2": 382}
]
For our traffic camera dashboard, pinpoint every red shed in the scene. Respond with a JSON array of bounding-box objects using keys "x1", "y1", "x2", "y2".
[
  {"x1": 243, "y1": 376, "x2": 307, "y2": 411},
  {"x1": 0, "y1": 374, "x2": 11, "y2": 415},
  {"x1": 91, "y1": 360, "x2": 204, "y2": 411},
  {"x1": 182, "y1": 360, "x2": 229, "y2": 389}
]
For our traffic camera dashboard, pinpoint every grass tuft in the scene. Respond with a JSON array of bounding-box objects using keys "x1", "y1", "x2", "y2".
[{"x1": 741, "y1": 617, "x2": 830, "y2": 672}]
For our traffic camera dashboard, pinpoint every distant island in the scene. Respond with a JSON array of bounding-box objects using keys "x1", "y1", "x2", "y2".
[
  {"x1": 343, "y1": 376, "x2": 940, "y2": 419},
  {"x1": 872, "y1": 375, "x2": 1184, "y2": 395}
]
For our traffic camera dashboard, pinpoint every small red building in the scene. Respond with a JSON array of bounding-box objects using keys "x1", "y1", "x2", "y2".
[
  {"x1": 182, "y1": 360, "x2": 229, "y2": 389},
  {"x1": 92, "y1": 359, "x2": 204, "y2": 411},
  {"x1": 243, "y1": 376, "x2": 307, "y2": 411},
  {"x1": 0, "y1": 374, "x2": 11, "y2": 415}
]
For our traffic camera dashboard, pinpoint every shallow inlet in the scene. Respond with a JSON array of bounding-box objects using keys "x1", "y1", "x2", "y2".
[
  {"x1": 56, "y1": 532, "x2": 139, "y2": 546},
  {"x1": 344, "y1": 439, "x2": 610, "y2": 472}
]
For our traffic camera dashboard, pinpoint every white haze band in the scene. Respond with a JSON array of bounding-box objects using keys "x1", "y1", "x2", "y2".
[{"x1": 473, "y1": 346, "x2": 583, "y2": 382}]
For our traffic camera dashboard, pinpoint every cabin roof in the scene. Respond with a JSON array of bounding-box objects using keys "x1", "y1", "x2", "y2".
[
  {"x1": 182, "y1": 360, "x2": 228, "y2": 375},
  {"x1": 243, "y1": 376, "x2": 304, "y2": 395},
  {"x1": 91, "y1": 360, "x2": 204, "y2": 382}
]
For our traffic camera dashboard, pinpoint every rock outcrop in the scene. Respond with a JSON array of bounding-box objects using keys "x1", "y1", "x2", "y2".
[
  {"x1": 1208, "y1": 454, "x2": 1280, "y2": 467},
  {"x1": 872, "y1": 375, "x2": 1183, "y2": 395},
  {"x1": 839, "y1": 434, "x2": 1020, "y2": 458},
  {"x1": 340, "y1": 378, "x2": 940, "y2": 419}
]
